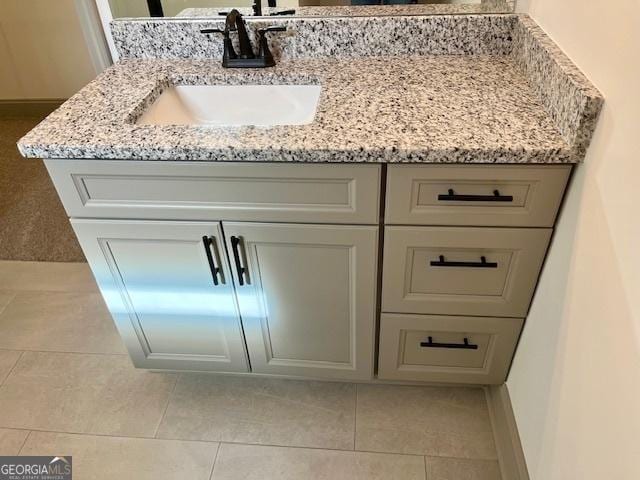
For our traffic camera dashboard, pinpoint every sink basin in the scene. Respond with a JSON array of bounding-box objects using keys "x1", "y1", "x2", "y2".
[{"x1": 136, "y1": 85, "x2": 322, "y2": 127}]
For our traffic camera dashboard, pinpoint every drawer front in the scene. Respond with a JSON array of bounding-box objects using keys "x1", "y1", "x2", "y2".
[
  {"x1": 378, "y1": 313, "x2": 523, "y2": 384},
  {"x1": 382, "y1": 226, "x2": 551, "y2": 317},
  {"x1": 45, "y1": 160, "x2": 380, "y2": 224},
  {"x1": 386, "y1": 164, "x2": 570, "y2": 227}
]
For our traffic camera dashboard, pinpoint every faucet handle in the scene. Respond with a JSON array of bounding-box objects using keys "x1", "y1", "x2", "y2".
[
  {"x1": 270, "y1": 9, "x2": 296, "y2": 16},
  {"x1": 258, "y1": 26, "x2": 287, "y2": 35},
  {"x1": 200, "y1": 28, "x2": 226, "y2": 35},
  {"x1": 257, "y1": 26, "x2": 286, "y2": 67},
  {"x1": 201, "y1": 27, "x2": 237, "y2": 61}
]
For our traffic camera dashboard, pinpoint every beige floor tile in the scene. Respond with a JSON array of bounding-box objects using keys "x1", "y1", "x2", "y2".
[
  {"x1": 212, "y1": 443, "x2": 425, "y2": 480},
  {"x1": 0, "y1": 291, "x2": 126, "y2": 354},
  {"x1": 0, "y1": 352, "x2": 177, "y2": 437},
  {"x1": 355, "y1": 385, "x2": 497, "y2": 459},
  {"x1": 426, "y1": 457, "x2": 501, "y2": 480},
  {"x1": 157, "y1": 374, "x2": 356, "y2": 450},
  {"x1": 0, "y1": 428, "x2": 29, "y2": 455},
  {"x1": 21, "y1": 431, "x2": 218, "y2": 480},
  {"x1": 0, "y1": 350, "x2": 22, "y2": 384},
  {"x1": 0, "y1": 261, "x2": 96, "y2": 293}
]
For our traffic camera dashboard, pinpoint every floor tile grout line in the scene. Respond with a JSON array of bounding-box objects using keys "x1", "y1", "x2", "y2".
[
  {"x1": 211, "y1": 440, "x2": 483, "y2": 460},
  {"x1": 0, "y1": 427, "x2": 217, "y2": 445},
  {"x1": 0, "y1": 284, "x2": 101, "y2": 295},
  {"x1": 0, "y1": 424, "x2": 499, "y2": 462},
  {"x1": 0, "y1": 287, "x2": 98, "y2": 295},
  {"x1": 0, "y1": 348, "x2": 128, "y2": 357},
  {"x1": 0, "y1": 291, "x2": 18, "y2": 317},
  {"x1": 16, "y1": 430, "x2": 33, "y2": 456},
  {"x1": 153, "y1": 372, "x2": 181, "y2": 439},
  {"x1": 353, "y1": 383, "x2": 358, "y2": 451},
  {"x1": 0, "y1": 350, "x2": 24, "y2": 386},
  {"x1": 208, "y1": 442, "x2": 222, "y2": 480},
  {"x1": 0, "y1": 288, "x2": 98, "y2": 294}
]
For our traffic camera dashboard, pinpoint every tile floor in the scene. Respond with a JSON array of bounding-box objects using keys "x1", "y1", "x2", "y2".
[{"x1": 0, "y1": 260, "x2": 501, "y2": 479}]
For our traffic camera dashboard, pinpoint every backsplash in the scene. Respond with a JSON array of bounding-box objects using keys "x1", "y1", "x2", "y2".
[
  {"x1": 110, "y1": 14, "x2": 517, "y2": 60},
  {"x1": 176, "y1": 1, "x2": 515, "y2": 18},
  {"x1": 511, "y1": 16, "x2": 603, "y2": 160}
]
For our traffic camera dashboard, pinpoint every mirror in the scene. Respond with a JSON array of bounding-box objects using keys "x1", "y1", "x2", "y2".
[{"x1": 106, "y1": 0, "x2": 516, "y2": 19}]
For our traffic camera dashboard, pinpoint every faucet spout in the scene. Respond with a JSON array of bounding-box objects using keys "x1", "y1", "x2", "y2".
[{"x1": 226, "y1": 9, "x2": 255, "y2": 59}]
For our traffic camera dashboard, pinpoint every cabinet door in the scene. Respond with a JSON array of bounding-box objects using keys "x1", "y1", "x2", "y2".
[
  {"x1": 223, "y1": 223, "x2": 378, "y2": 380},
  {"x1": 72, "y1": 219, "x2": 248, "y2": 372}
]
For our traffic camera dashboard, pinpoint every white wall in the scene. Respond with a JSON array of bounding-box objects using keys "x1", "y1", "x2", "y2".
[
  {"x1": 508, "y1": 1, "x2": 640, "y2": 480},
  {"x1": 0, "y1": 0, "x2": 107, "y2": 100}
]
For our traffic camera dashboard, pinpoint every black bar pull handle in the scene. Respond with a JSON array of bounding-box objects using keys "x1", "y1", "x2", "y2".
[
  {"x1": 438, "y1": 189, "x2": 513, "y2": 202},
  {"x1": 202, "y1": 236, "x2": 224, "y2": 286},
  {"x1": 420, "y1": 336, "x2": 479, "y2": 350},
  {"x1": 230, "y1": 236, "x2": 249, "y2": 286},
  {"x1": 430, "y1": 255, "x2": 498, "y2": 269}
]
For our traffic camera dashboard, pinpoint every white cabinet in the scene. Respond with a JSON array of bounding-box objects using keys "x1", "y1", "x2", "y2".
[
  {"x1": 72, "y1": 220, "x2": 249, "y2": 372},
  {"x1": 57, "y1": 161, "x2": 382, "y2": 379},
  {"x1": 378, "y1": 313, "x2": 523, "y2": 385},
  {"x1": 223, "y1": 223, "x2": 378, "y2": 380},
  {"x1": 45, "y1": 160, "x2": 381, "y2": 224},
  {"x1": 46, "y1": 159, "x2": 568, "y2": 385},
  {"x1": 72, "y1": 218, "x2": 378, "y2": 379},
  {"x1": 382, "y1": 226, "x2": 552, "y2": 317}
]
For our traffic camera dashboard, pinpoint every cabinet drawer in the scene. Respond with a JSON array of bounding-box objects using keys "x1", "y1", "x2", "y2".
[
  {"x1": 378, "y1": 313, "x2": 523, "y2": 384},
  {"x1": 382, "y1": 226, "x2": 551, "y2": 317},
  {"x1": 385, "y1": 165, "x2": 570, "y2": 227},
  {"x1": 46, "y1": 160, "x2": 380, "y2": 224}
]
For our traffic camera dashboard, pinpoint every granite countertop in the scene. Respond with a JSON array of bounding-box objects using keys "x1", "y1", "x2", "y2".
[{"x1": 18, "y1": 55, "x2": 574, "y2": 163}]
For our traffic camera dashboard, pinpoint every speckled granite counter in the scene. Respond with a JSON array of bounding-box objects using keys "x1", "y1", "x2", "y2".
[{"x1": 18, "y1": 14, "x2": 602, "y2": 163}]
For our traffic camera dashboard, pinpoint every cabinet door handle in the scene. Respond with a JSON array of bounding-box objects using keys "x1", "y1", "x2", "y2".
[
  {"x1": 230, "y1": 236, "x2": 249, "y2": 286},
  {"x1": 430, "y1": 255, "x2": 498, "y2": 268},
  {"x1": 202, "y1": 236, "x2": 224, "y2": 286},
  {"x1": 437, "y1": 189, "x2": 513, "y2": 202},
  {"x1": 420, "y1": 336, "x2": 478, "y2": 350}
]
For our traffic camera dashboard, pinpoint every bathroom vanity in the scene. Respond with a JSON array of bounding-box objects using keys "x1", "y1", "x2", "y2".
[{"x1": 18, "y1": 13, "x2": 602, "y2": 385}]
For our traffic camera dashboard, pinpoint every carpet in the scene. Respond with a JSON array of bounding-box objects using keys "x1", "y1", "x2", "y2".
[{"x1": 0, "y1": 115, "x2": 85, "y2": 262}]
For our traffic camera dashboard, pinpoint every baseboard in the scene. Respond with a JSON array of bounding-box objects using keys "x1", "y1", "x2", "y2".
[
  {"x1": 485, "y1": 384, "x2": 530, "y2": 480},
  {"x1": 0, "y1": 99, "x2": 65, "y2": 117}
]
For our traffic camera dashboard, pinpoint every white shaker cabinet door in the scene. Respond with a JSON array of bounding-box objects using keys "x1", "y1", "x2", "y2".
[
  {"x1": 223, "y1": 222, "x2": 378, "y2": 380},
  {"x1": 72, "y1": 219, "x2": 249, "y2": 372}
]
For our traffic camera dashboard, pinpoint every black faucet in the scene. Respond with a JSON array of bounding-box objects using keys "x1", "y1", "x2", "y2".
[{"x1": 201, "y1": 9, "x2": 286, "y2": 68}]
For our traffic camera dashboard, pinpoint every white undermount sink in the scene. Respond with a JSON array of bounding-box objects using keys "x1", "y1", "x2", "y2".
[{"x1": 136, "y1": 84, "x2": 322, "y2": 127}]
